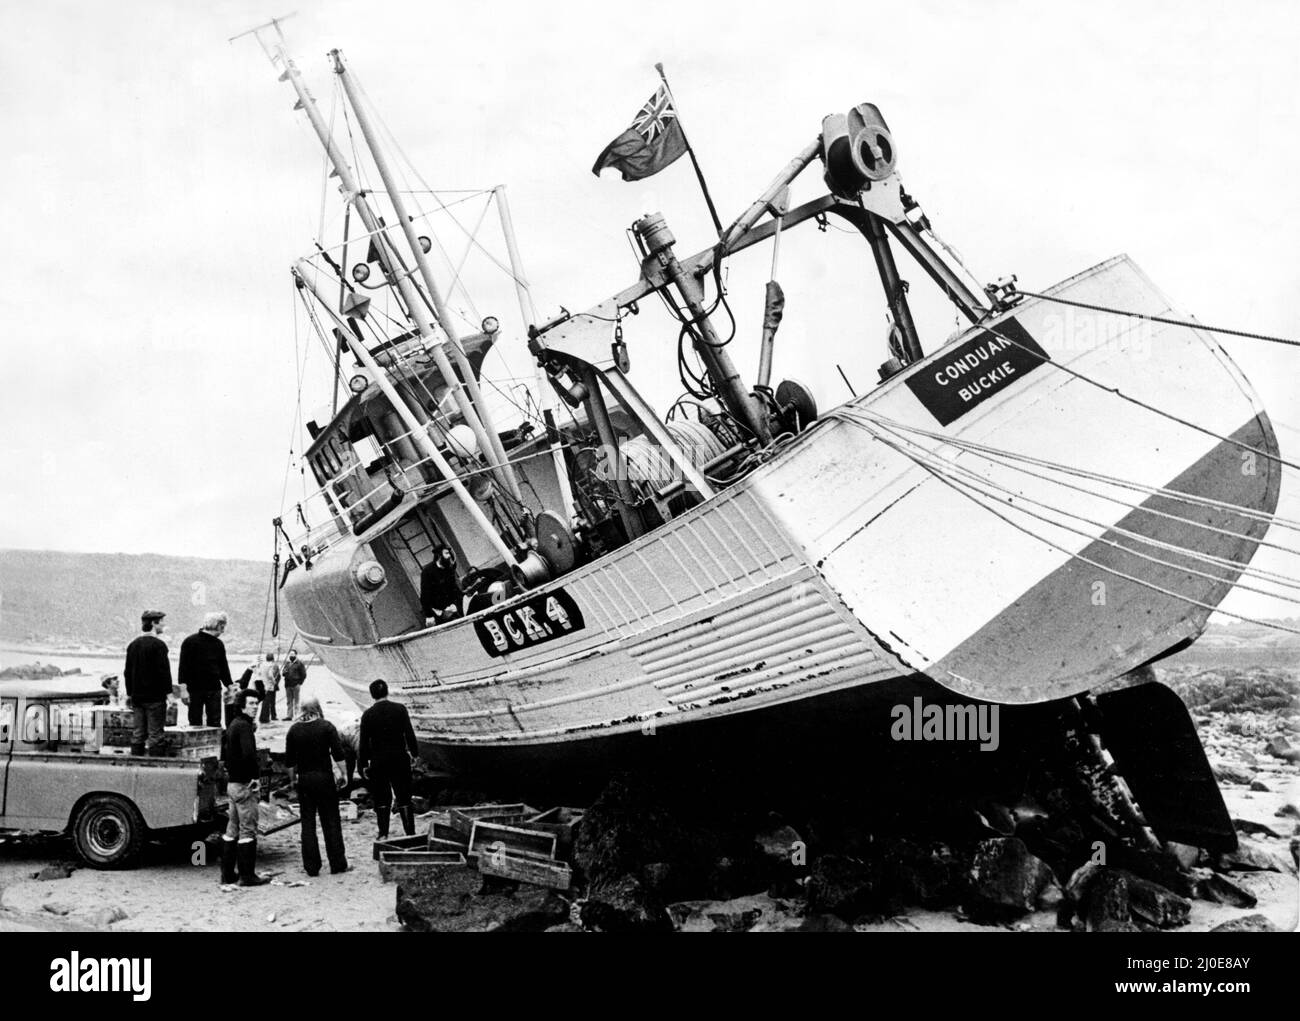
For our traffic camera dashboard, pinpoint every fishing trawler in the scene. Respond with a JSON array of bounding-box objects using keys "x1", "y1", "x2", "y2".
[{"x1": 239, "y1": 23, "x2": 1287, "y2": 838}]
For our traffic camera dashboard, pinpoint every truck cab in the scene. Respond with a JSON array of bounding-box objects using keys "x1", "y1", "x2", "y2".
[{"x1": 0, "y1": 680, "x2": 221, "y2": 868}]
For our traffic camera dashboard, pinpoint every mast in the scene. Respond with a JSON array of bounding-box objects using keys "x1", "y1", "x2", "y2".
[
  {"x1": 329, "y1": 49, "x2": 523, "y2": 504},
  {"x1": 294, "y1": 263, "x2": 519, "y2": 570},
  {"x1": 493, "y1": 185, "x2": 577, "y2": 521},
  {"x1": 260, "y1": 31, "x2": 519, "y2": 503}
]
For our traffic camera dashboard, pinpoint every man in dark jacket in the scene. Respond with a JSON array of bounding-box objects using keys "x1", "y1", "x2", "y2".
[
  {"x1": 123, "y1": 610, "x2": 172, "y2": 756},
  {"x1": 220, "y1": 690, "x2": 267, "y2": 886},
  {"x1": 284, "y1": 696, "x2": 348, "y2": 876},
  {"x1": 358, "y1": 679, "x2": 420, "y2": 838},
  {"x1": 282, "y1": 650, "x2": 307, "y2": 721},
  {"x1": 178, "y1": 612, "x2": 232, "y2": 727}
]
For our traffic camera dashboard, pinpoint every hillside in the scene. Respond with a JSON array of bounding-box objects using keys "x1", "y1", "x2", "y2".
[{"x1": 0, "y1": 548, "x2": 295, "y2": 654}]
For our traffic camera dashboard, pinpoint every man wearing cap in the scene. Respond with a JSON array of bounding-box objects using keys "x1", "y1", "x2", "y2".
[
  {"x1": 178, "y1": 612, "x2": 233, "y2": 728},
  {"x1": 123, "y1": 610, "x2": 172, "y2": 756}
]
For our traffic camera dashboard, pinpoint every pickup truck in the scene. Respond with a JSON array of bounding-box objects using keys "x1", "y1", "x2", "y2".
[{"x1": 0, "y1": 679, "x2": 222, "y2": 868}]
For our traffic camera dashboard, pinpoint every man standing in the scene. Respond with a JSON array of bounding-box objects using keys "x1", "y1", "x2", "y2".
[
  {"x1": 358, "y1": 679, "x2": 420, "y2": 839},
  {"x1": 257, "y1": 652, "x2": 282, "y2": 723},
  {"x1": 123, "y1": 610, "x2": 172, "y2": 756},
  {"x1": 284, "y1": 696, "x2": 348, "y2": 877},
  {"x1": 178, "y1": 612, "x2": 232, "y2": 728},
  {"x1": 282, "y1": 650, "x2": 307, "y2": 721},
  {"x1": 219, "y1": 690, "x2": 268, "y2": 887}
]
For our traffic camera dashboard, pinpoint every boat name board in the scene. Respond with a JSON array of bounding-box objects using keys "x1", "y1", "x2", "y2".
[
  {"x1": 905, "y1": 318, "x2": 1050, "y2": 426},
  {"x1": 474, "y1": 588, "x2": 586, "y2": 657}
]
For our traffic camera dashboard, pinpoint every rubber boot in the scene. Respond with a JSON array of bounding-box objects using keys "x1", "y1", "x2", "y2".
[
  {"x1": 398, "y1": 805, "x2": 416, "y2": 836},
  {"x1": 219, "y1": 839, "x2": 238, "y2": 885},
  {"x1": 376, "y1": 807, "x2": 390, "y2": 840},
  {"x1": 236, "y1": 840, "x2": 269, "y2": 886}
]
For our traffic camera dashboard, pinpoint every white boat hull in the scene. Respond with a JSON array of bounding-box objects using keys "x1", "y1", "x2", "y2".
[{"x1": 289, "y1": 255, "x2": 1279, "y2": 753}]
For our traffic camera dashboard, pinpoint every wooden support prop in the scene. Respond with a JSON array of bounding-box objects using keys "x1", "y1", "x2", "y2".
[
  {"x1": 478, "y1": 851, "x2": 572, "y2": 891},
  {"x1": 467, "y1": 820, "x2": 557, "y2": 861}
]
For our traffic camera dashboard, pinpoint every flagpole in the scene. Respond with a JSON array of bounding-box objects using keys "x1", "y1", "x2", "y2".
[{"x1": 655, "y1": 63, "x2": 723, "y2": 237}]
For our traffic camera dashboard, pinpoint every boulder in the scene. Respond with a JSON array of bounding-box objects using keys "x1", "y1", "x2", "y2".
[
  {"x1": 1108, "y1": 845, "x2": 1195, "y2": 897},
  {"x1": 753, "y1": 820, "x2": 805, "y2": 893},
  {"x1": 1210, "y1": 761, "x2": 1254, "y2": 785},
  {"x1": 1164, "y1": 842, "x2": 1204, "y2": 870},
  {"x1": 395, "y1": 865, "x2": 569, "y2": 932},
  {"x1": 753, "y1": 822, "x2": 803, "y2": 865},
  {"x1": 805, "y1": 854, "x2": 892, "y2": 921},
  {"x1": 1194, "y1": 873, "x2": 1257, "y2": 909},
  {"x1": 963, "y1": 838, "x2": 1056, "y2": 922},
  {"x1": 797, "y1": 913, "x2": 854, "y2": 932},
  {"x1": 1213, "y1": 838, "x2": 1298, "y2": 876},
  {"x1": 1234, "y1": 818, "x2": 1282, "y2": 839},
  {"x1": 580, "y1": 874, "x2": 672, "y2": 932},
  {"x1": 1082, "y1": 869, "x2": 1139, "y2": 932},
  {"x1": 1266, "y1": 735, "x2": 1300, "y2": 763},
  {"x1": 1209, "y1": 914, "x2": 1279, "y2": 933},
  {"x1": 36, "y1": 864, "x2": 75, "y2": 881},
  {"x1": 1116, "y1": 870, "x2": 1191, "y2": 928},
  {"x1": 1275, "y1": 802, "x2": 1300, "y2": 820},
  {"x1": 1249, "y1": 780, "x2": 1270, "y2": 792},
  {"x1": 573, "y1": 773, "x2": 725, "y2": 902},
  {"x1": 92, "y1": 906, "x2": 128, "y2": 927}
]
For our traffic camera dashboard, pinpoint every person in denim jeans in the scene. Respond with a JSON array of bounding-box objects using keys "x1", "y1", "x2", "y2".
[
  {"x1": 257, "y1": 653, "x2": 281, "y2": 723},
  {"x1": 220, "y1": 691, "x2": 268, "y2": 886}
]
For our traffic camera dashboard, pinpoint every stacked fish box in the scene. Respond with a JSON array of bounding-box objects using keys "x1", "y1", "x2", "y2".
[
  {"x1": 91, "y1": 704, "x2": 180, "y2": 752},
  {"x1": 374, "y1": 802, "x2": 585, "y2": 890},
  {"x1": 161, "y1": 725, "x2": 223, "y2": 760}
]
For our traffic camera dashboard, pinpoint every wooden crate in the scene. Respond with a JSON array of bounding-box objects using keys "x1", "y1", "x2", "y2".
[
  {"x1": 92, "y1": 705, "x2": 180, "y2": 746},
  {"x1": 431, "y1": 820, "x2": 467, "y2": 845},
  {"x1": 377, "y1": 850, "x2": 467, "y2": 884},
  {"x1": 467, "y1": 820, "x2": 557, "y2": 862},
  {"x1": 478, "y1": 850, "x2": 572, "y2": 891},
  {"x1": 162, "y1": 726, "x2": 221, "y2": 759},
  {"x1": 524, "y1": 807, "x2": 585, "y2": 859},
  {"x1": 447, "y1": 803, "x2": 535, "y2": 836},
  {"x1": 372, "y1": 833, "x2": 427, "y2": 862}
]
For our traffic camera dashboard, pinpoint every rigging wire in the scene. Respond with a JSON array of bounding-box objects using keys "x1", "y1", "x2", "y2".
[
  {"x1": 349, "y1": 72, "x2": 536, "y2": 292},
  {"x1": 865, "y1": 428, "x2": 1300, "y2": 637},
  {"x1": 941, "y1": 312, "x2": 1300, "y2": 474},
  {"x1": 1015, "y1": 288, "x2": 1300, "y2": 349},
  {"x1": 852, "y1": 411, "x2": 1300, "y2": 562},
  {"x1": 842, "y1": 407, "x2": 1300, "y2": 534},
  {"x1": 853, "y1": 415, "x2": 1300, "y2": 600}
]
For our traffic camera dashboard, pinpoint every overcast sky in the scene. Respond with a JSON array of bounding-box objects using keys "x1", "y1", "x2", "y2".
[{"x1": 2, "y1": 0, "x2": 1298, "y2": 620}]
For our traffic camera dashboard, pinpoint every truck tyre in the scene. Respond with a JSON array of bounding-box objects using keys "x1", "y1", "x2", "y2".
[{"x1": 72, "y1": 794, "x2": 146, "y2": 870}]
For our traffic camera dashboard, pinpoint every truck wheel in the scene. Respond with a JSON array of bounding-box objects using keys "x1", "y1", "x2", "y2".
[{"x1": 73, "y1": 795, "x2": 146, "y2": 870}]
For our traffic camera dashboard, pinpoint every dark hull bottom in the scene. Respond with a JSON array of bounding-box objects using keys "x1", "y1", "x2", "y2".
[{"x1": 418, "y1": 674, "x2": 1232, "y2": 850}]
